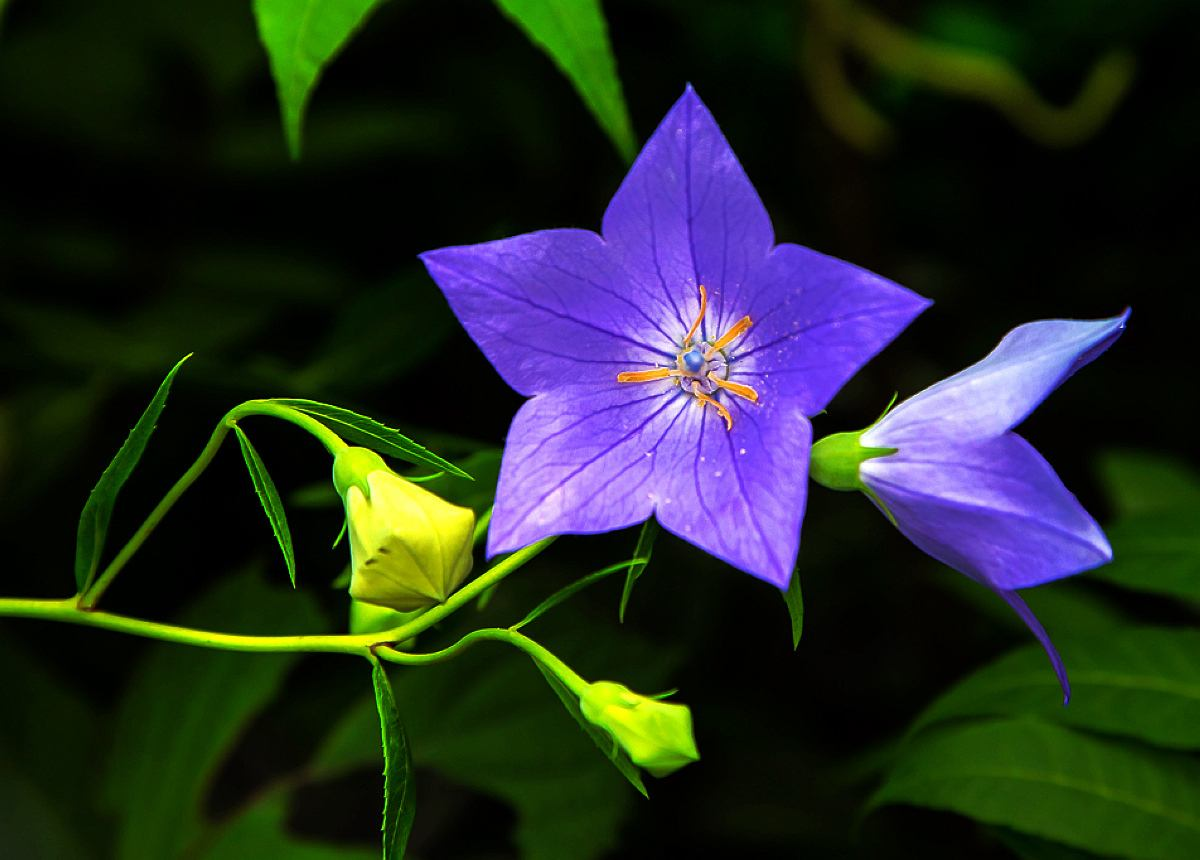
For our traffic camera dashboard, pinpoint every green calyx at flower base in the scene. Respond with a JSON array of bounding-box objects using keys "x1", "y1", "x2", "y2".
[
  {"x1": 333, "y1": 446, "x2": 476, "y2": 612},
  {"x1": 579, "y1": 680, "x2": 700, "y2": 777}
]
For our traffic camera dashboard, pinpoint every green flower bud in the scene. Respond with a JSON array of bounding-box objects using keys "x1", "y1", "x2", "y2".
[
  {"x1": 579, "y1": 681, "x2": 700, "y2": 777},
  {"x1": 809, "y1": 429, "x2": 895, "y2": 492},
  {"x1": 333, "y1": 446, "x2": 475, "y2": 612}
]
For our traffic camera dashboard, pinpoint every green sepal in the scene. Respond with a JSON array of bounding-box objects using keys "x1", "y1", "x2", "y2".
[
  {"x1": 808, "y1": 429, "x2": 896, "y2": 493},
  {"x1": 332, "y1": 446, "x2": 387, "y2": 498}
]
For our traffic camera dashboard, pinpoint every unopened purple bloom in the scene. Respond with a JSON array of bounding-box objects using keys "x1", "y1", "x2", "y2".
[
  {"x1": 421, "y1": 87, "x2": 928, "y2": 587},
  {"x1": 858, "y1": 312, "x2": 1129, "y2": 700}
]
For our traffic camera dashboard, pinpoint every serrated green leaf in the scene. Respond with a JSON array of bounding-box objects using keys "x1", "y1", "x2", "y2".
[
  {"x1": 74, "y1": 354, "x2": 190, "y2": 593},
  {"x1": 493, "y1": 0, "x2": 635, "y2": 162},
  {"x1": 910, "y1": 627, "x2": 1200, "y2": 750},
  {"x1": 269, "y1": 398, "x2": 471, "y2": 478},
  {"x1": 370, "y1": 661, "x2": 415, "y2": 860},
  {"x1": 232, "y1": 425, "x2": 297, "y2": 586},
  {"x1": 514, "y1": 559, "x2": 640, "y2": 631},
  {"x1": 782, "y1": 566, "x2": 803, "y2": 649},
  {"x1": 252, "y1": 0, "x2": 388, "y2": 160},
  {"x1": 870, "y1": 717, "x2": 1200, "y2": 860},
  {"x1": 619, "y1": 518, "x2": 657, "y2": 622},
  {"x1": 102, "y1": 573, "x2": 326, "y2": 860},
  {"x1": 533, "y1": 660, "x2": 647, "y2": 797},
  {"x1": 201, "y1": 790, "x2": 377, "y2": 860}
]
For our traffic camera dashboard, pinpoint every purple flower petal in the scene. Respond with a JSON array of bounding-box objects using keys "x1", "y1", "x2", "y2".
[
  {"x1": 730, "y1": 243, "x2": 931, "y2": 414},
  {"x1": 997, "y1": 589, "x2": 1071, "y2": 705},
  {"x1": 860, "y1": 433, "x2": 1111, "y2": 590},
  {"x1": 488, "y1": 381, "x2": 813, "y2": 589},
  {"x1": 420, "y1": 229, "x2": 671, "y2": 397},
  {"x1": 487, "y1": 383, "x2": 683, "y2": 556},
  {"x1": 864, "y1": 312, "x2": 1129, "y2": 445},
  {"x1": 424, "y1": 86, "x2": 929, "y2": 586},
  {"x1": 654, "y1": 395, "x2": 813, "y2": 588},
  {"x1": 602, "y1": 86, "x2": 774, "y2": 338}
]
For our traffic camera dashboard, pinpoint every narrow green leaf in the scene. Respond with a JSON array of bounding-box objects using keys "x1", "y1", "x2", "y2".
[
  {"x1": 514, "y1": 559, "x2": 640, "y2": 631},
  {"x1": 270, "y1": 398, "x2": 471, "y2": 478},
  {"x1": 103, "y1": 573, "x2": 326, "y2": 860},
  {"x1": 782, "y1": 566, "x2": 804, "y2": 649},
  {"x1": 910, "y1": 627, "x2": 1200, "y2": 750},
  {"x1": 533, "y1": 660, "x2": 648, "y2": 797},
  {"x1": 493, "y1": 0, "x2": 635, "y2": 161},
  {"x1": 252, "y1": 0, "x2": 388, "y2": 160},
  {"x1": 74, "y1": 354, "x2": 191, "y2": 593},
  {"x1": 233, "y1": 425, "x2": 297, "y2": 586},
  {"x1": 370, "y1": 660, "x2": 415, "y2": 860},
  {"x1": 619, "y1": 519, "x2": 658, "y2": 622},
  {"x1": 870, "y1": 717, "x2": 1200, "y2": 860}
]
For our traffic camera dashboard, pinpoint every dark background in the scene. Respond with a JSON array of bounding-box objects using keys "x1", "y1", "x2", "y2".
[{"x1": 0, "y1": 0, "x2": 1196, "y2": 857}]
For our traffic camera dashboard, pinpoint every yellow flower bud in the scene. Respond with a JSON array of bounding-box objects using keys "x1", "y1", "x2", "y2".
[
  {"x1": 579, "y1": 681, "x2": 700, "y2": 777},
  {"x1": 333, "y1": 447, "x2": 475, "y2": 612}
]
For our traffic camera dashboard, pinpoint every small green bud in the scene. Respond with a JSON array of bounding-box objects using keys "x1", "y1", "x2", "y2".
[
  {"x1": 809, "y1": 430, "x2": 895, "y2": 492},
  {"x1": 334, "y1": 447, "x2": 475, "y2": 612},
  {"x1": 579, "y1": 681, "x2": 700, "y2": 777}
]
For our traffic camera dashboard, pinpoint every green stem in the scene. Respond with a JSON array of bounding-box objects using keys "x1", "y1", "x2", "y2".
[
  {"x1": 79, "y1": 400, "x2": 347, "y2": 609},
  {"x1": 375, "y1": 626, "x2": 588, "y2": 694},
  {"x1": 0, "y1": 597, "x2": 376, "y2": 656}
]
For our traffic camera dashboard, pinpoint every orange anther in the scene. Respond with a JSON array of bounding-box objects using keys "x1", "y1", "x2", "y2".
[
  {"x1": 691, "y1": 381, "x2": 733, "y2": 431},
  {"x1": 617, "y1": 367, "x2": 683, "y2": 383},
  {"x1": 683, "y1": 285, "x2": 707, "y2": 346},
  {"x1": 705, "y1": 315, "x2": 753, "y2": 358},
  {"x1": 708, "y1": 374, "x2": 759, "y2": 403}
]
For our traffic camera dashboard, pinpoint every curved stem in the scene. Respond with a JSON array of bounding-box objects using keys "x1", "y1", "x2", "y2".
[
  {"x1": 381, "y1": 538, "x2": 554, "y2": 644},
  {"x1": 79, "y1": 401, "x2": 347, "y2": 609},
  {"x1": 0, "y1": 597, "x2": 376, "y2": 656},
  {"x1": 375, "y1": 626, "x2": 588, "y2": 694}
]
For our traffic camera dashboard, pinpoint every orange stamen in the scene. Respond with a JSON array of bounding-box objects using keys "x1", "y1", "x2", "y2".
[
  {"x1": 705, "y1": 315, "x2": 753, "y2": 358},
  {"x1": 691, "y1": 381, "x2": 733, "y2": 431},
  {"x1": 708, "y1": 373, "x2": 759, "y2": 403},
  {"x1": 617, "y1": 367, "x2": 683, "y2": 383},
  {"x1": 683, "y1": 285, "x2": 707, "y2": 345}
]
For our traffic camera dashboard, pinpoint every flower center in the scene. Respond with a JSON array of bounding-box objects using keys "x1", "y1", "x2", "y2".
[{"x1": 616, "y1": 284, "x2": 759, "y2": 430}]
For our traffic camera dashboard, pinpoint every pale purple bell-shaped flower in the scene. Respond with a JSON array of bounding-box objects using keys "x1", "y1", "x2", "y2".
[{"x1": 855, "y1": 313, "x2": 1129, "y2": 701}]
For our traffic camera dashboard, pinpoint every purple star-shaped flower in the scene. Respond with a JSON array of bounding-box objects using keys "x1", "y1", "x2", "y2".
[
  {"x1": 421, "y1": 87, "x2": 929, "y2": 587},
  {"x1": 859, "y1": 312, "x2": 1129, "y2": 700}
]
